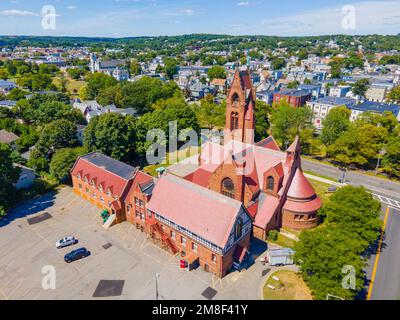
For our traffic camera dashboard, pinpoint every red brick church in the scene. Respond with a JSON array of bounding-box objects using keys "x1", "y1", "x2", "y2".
[
  {"x1": 70, "y1": 68, "x2": 321, "y2": 277},
  {"x1": 183, "y1": 68, "x2": 322, "y2": 238}
]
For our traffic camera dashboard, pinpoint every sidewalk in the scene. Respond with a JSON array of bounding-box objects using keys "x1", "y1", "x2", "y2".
[{"x1": 304, "y1": 173, "x2": 346, "y2": 188}]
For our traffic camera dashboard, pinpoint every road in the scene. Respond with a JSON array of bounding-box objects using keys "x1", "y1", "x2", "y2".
[
  {"x1": 302, "y1": 159, "x2": 400, "y2": 201},
  {"x1": 367, "y1": 205, "x2": 400, "y2": 300},
  {"x1": 302, "y1": 158, "x2": 400, "y2": 300}
]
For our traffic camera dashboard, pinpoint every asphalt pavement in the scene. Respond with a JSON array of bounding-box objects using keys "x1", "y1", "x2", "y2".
[{"x1": 302, "y1": 159, "x2": 400, "y2": 201}]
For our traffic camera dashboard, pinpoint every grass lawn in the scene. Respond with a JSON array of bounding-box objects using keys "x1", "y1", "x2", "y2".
[
  {"x1": 143, "y1": 147, "x2": 200, "y2": 177},
  {"x1": 308, "y1": 178, "x2": 334, "y2": 205},
  {"x1": 52, "y1": 76, "x2": 86, "y2": 96},
  {"x1": 263, "y1": 270, "x2": 313, "y2": 300},
  {"x1": 267, "y1": 233, "x2": 297, "y2": 249}
]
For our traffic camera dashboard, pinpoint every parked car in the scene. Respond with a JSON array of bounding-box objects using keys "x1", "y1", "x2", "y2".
[
  {"x1": 56, "y1": 236, "x2": 77, "y2": 249},
  {"x1": 64, "y1": 248, "x2": 91, "y2": 263}
]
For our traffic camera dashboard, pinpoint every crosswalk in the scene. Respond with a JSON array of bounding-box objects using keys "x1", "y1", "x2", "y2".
[{"x1": 372, "y1": 193, "x2": 400, "y2": 211}]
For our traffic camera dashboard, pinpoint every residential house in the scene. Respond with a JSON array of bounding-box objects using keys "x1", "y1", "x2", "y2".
[
  {"x1": 0, "y1": 129, "x2": 19, "y2": 148},
  {"x1": 210, "y1": 78, "x2": 227, "y2": 94},
  {"x1": 0, "y1": 80, "x2": 17, "y2": 94},
  {"x1": 14, "y1": 164, "x2": 37, "y2": 191},
  {"x1": 306, "y1": 97, "x2": 357, "y2": 129},
  {"x1": 273, "y1": 89, "x2": 312, "y2": 108},
  {"x1": 348, "y1": 101, "x2": 400, "y2": 122},
  {"x1": 0, "y1": 100, "x2": 17, "y2": 109},
  {"x1": 329, "y1": 85, "x2": 352, "y2": 98}
]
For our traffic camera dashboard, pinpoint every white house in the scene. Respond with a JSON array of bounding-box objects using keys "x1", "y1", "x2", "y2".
[
  {"x1": 14, "y1": 164, "x2": 37, "y2": 191},
  {"x1": 307, "y1": 97, "x2": 357, "y2": 129}
]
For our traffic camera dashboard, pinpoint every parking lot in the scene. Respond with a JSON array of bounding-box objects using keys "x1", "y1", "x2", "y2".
[{"x1": 0, "y1": 187, "x2": 272, "y2": 300}]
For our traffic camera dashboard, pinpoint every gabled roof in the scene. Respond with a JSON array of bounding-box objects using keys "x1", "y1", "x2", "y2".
[
  {"x1": 255, "y1": 136, "x2": 281, "y2": 151},
  {"x1": 0, "y1": 129, "x2": 19, "y2": 144},
  {"x1": 71, "y1": 152, "x2": 137, "y2": 197},
  {"x1": 147, "y1": 173, "x2": 246, "y2": 249}
]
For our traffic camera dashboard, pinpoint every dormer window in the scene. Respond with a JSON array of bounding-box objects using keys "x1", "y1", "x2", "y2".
[
  {"x1": 107, "y1": 189, "x2": 111, "y2": 196},
  {"x1": 267, "y1": 176, "x2": 274, "y2": 191},
  {"x1": 77, "y1": 173, "x2": 81, "y2": 179},
  {"x1": 99, "y1": 185, "x2": 103, "y2": 192},
  {"x1": 90, "y1": 179, "x2": 95, "y2": 187},
  {"x1": 84, "y1": 176, "x2": 88, "y2": 183}
]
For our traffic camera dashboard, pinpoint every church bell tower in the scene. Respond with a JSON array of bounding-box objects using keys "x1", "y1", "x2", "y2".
[{"x1": 224, "y1": 68, "x2": 256, "y2": 145}]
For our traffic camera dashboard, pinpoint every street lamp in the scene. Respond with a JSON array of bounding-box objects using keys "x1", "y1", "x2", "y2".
[
  {"x1": 155, "y1": 273, "x2": 160, "y2": 301},
  {"x1": 375, "y1": 148, "x2": 387, "y2": 175},
  {"x1": 339, "y1": 167, "x2": 347, "y2": 184}
]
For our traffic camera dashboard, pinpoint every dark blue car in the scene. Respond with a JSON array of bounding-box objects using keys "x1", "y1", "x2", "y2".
[{"x1": 64, "y1": 247, "x2": 91, "y2": 263}]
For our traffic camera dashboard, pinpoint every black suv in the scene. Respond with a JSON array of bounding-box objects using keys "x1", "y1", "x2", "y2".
[{"x1": 64, "y1": 247, "x2": 91, "y2": 263}]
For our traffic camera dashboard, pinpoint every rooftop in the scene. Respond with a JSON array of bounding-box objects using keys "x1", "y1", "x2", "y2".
[
  {"x1": 0, "y1": 129, "x2": 19, "y2": 144},
  {"x1": 312, "y1": 96, "x2": 356, "y2": 106},
  {"x1": 349, "y1": 101, "x2": 400, "y2": 114},
  {"x1": 79, "y1": 152, "x2": 136, "y2": 180}
]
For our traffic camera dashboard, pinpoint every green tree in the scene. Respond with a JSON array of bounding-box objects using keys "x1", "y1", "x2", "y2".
[
  {"x1": 135, "y1": 97, "x2": 199, "y2": 155},
  {"x1": 164, "y1": 58, "x2": 178, "y2": 80},
  {"x1": 0, "y1": 143, "x2": 20, "y2": 215},
  {"x1": 31, "y1": 73, "x2": 52, "y2": 91},
  {"x1": 0, "y1": 68, "x2": 8, "y2": 80},
  {"x1": 381, "y1": 135, "x2": 400, "y2": 178},
  {"x1": 117, "y1": 77, "x2": 181, "y2": 114},
  {"x1": 295, "y1": 186, "x2": 382, "y2": 300},
  {"x1": 34, "y1": 119, "x2": 79, "y2": 163},
  {"x1": 321, "y1": 106, "x2": 352, "y2": 146},
  {"x1": 195, "y1": 95, "x2": 226, "y2": 130},
  {"x1": 387, "y1": 86, "x2": 400, "y2": 103},
  {"x1": 129, "y1": 59, "x2": 141, "y2": 76},
  {"x1": 254, "y1": 100, "x2": 271, "y2": 141},
  {"x1": 67, "y1": 68, "x2": 86, "y2": 80},
  {"x1": 352, "y1": 78, "x2": 370, "y2": 98},
  {"x1": 50, "y1": 147, "x2": 87, "y2": 182},
  {"x1": 270, "y1": 101, "x2": 314, "y2": 149},
  {"x1": 84, "y1": 72, "x2": 118, "y2": 100},
  {"x1": 207, "y1": 66, "x2": 226, "y2": 81},
  {"x1": 7, "y1": 88, "x2": 28, "y2": 101},
  {"x1": 84, "y1": 113, "x2": 135, "y2": 161},
  {"x1": 327, "y1": 123, "x2": 388, "y2": 167},
  {"x1": 270, "y1": 57, "x2": 286, "y2": 70}
]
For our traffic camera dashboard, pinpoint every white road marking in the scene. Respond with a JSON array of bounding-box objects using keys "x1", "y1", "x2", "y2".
[{"x1": 372, "y1": 193, "x2": 400, "y2": 210}]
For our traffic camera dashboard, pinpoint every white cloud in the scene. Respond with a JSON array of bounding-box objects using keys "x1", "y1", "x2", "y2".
[
  {"x1": 259, "y1": 1, "x2": 400, "y2": 36},
  {"x1": 1, "y1": 9, "x2": 38, "y2": 17},
  {"x1": 237, "y1": 1, "x2": 250, "y2": 6},
  {"x1": 67, "y1": 6, "x2": 78, "y2": 10},
  {"x1": 180, "y1": 9, "x2": 195, "y2": 15}
]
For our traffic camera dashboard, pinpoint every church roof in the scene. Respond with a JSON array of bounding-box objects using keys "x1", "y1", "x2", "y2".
[
  {"x1": 286, "y1": 168, "x2": 317, "y2": 200},
  {"x1": 147, "y1": 173, "x2": 246, "y2": 249}
]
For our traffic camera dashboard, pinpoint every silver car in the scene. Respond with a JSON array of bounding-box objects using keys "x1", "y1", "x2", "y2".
[{"x1": 56, "y1": 236, "x2": 77, "y2": 249}]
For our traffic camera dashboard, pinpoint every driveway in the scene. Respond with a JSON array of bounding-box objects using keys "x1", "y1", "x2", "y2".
[{"x1": 0, "y1": 187, "x2": 272, "y2": 300}]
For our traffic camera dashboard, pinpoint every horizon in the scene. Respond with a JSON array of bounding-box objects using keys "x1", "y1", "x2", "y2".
[
  {"x1": 0, "y1": 0, "x2": 399, "y2": 38},
  {"x1": 0, "y1": 32, "x2": 399, "y2": 40}
]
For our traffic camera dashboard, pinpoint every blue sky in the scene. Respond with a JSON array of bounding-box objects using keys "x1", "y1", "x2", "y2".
[{"x1": 0, "y1": 0, "x2": 399, "y2": 37}]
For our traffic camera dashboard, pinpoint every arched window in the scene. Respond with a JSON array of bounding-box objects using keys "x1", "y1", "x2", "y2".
[
  {"x1": 232, "y1": 93, "x2": 240, "y2": 107},
  {"x1": 267, "y1": 176, "x2": 274, "y2": 191},
  {"x1": 230, "y1": 112, "x2": 239, "y2": 131},
  {"x1": 235, "y1": 218, "x2": 243, "y2": 240},
  {"x1": 221, "y1": 178, "x2": 235, "y2": 199}
]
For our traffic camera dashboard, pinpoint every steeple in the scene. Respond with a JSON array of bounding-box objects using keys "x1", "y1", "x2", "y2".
[{"x1": 224, "y1": 68, "x2": 256, "y2": 146}]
